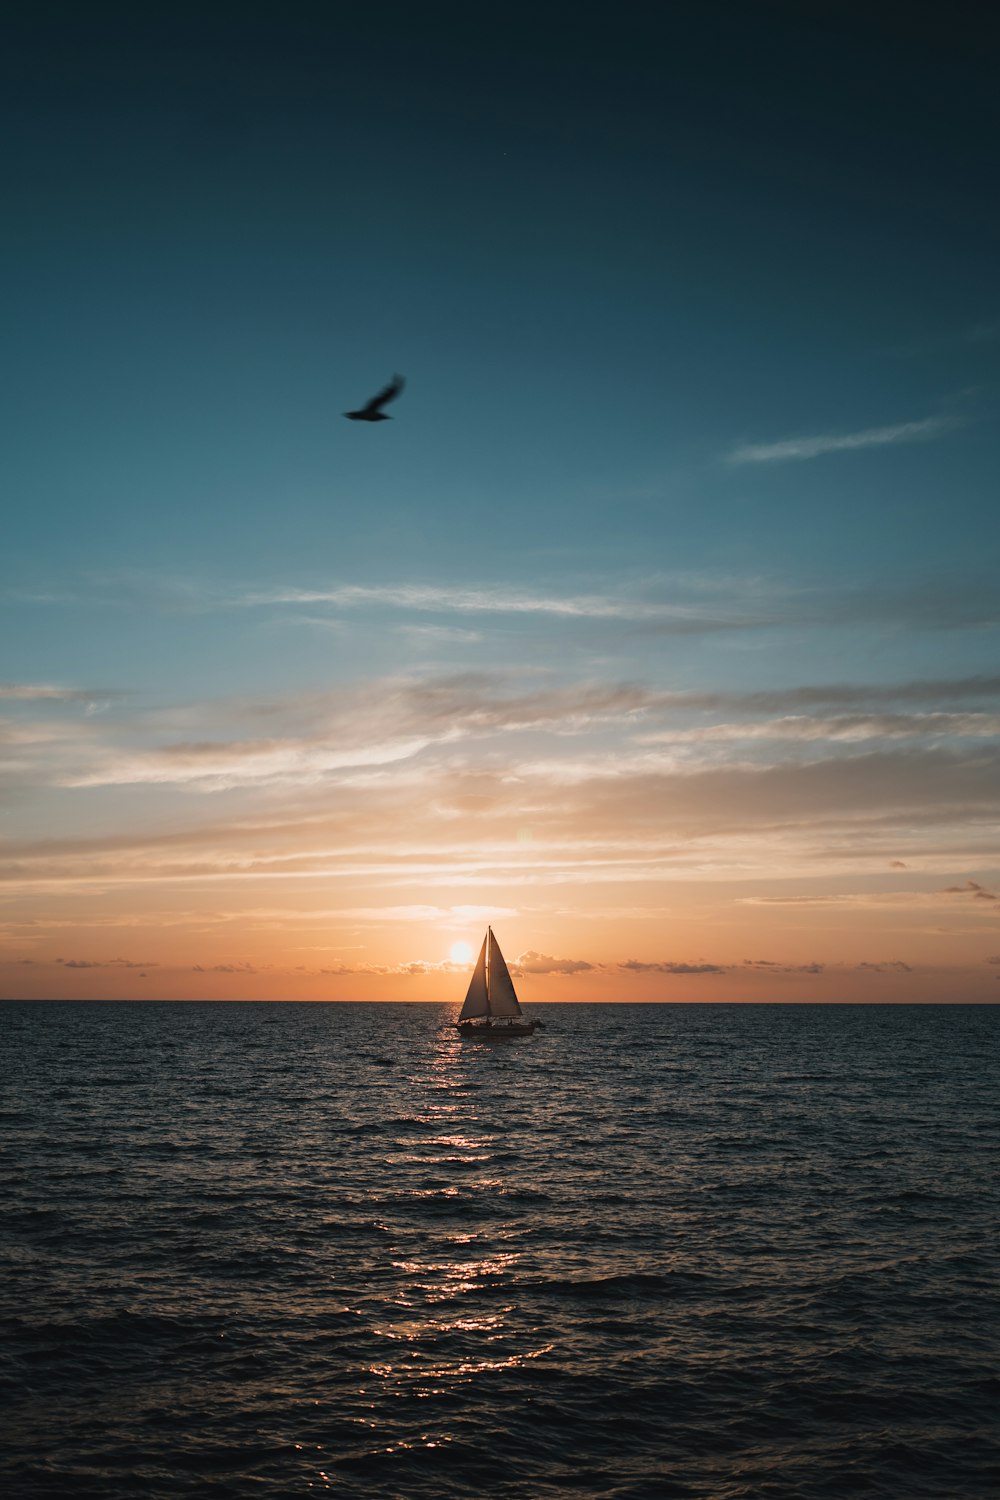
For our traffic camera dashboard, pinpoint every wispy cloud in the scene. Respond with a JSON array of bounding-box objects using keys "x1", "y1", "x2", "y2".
[
  {"x1": 11, "y1": 569, "x2": 1000, "y2": 640},
  {"x1": 192, "y1": 962, "x2": 257, "y2": 974},
  {"x1": 514, "y1": 950, "x2": 594, "y2": 975},
  {"x1": 241, "y1": 583, "x2": 656, "y2": 620},
  {"x1": 0, "y1": 683, "x2": 124, "y2": 702},
  {"x1": 741, "y1": 887, "x2": 1000, "y2": 913},
  {"x1": 329, "y1": 904, "x2": 518, "y2": 924},
  {"x1": 741, "y1": 959, "x2": 825, "y2": 973},
  {"x1": 55, "y1": 956, "x2": 156, "y2": 969},
  {"x1": 641, "y1": 677, "x2": 1000, "y2": 713},
  {"x1": 619, "y1": 959, "x2": 724, "y2": 974},
  {"x1": 318, "y1": 957, "x2": 468, "y2": 976},
  {"x1": 57, "y1": 671, "x2": 1000, "y2": 795},
  {"x1": 638, "y1": 712, "x2": 1000, "y2": 745},
  {"x1": 941, "y1": 879, "x2": 999, "y2": 903},
  {"x1": 62, "y1": 733, "x2": 439, "y2": 791},
  {"x1": 245, "y1": 579, "x2": 803, "y2": 636},
  {"x1": 54, "y1": 678, "x2": 662, "y2": 791},
  {"x1": 727, "y1": 413, "x2": 959, "y2": 465},
  {"x1": 396, "y1": 624, "x2": 484, "y2": 644},
  {"x1": 616, "y1": 956, "x2": 913, "y2": 976}
]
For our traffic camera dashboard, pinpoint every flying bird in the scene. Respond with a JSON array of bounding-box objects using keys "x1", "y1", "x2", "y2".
[{"x1": 344, "y1": 374, "x2": 405, "y2": 422}]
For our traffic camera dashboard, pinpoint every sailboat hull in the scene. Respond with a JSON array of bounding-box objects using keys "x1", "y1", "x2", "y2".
[{"x1": 455, "y1": 1019, "x2": 539, "y2": 1038}]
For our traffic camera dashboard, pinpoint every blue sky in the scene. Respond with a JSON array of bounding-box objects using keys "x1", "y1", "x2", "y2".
[{"x1": 2, "y1": 3, "x2": 999, "y2": 998}]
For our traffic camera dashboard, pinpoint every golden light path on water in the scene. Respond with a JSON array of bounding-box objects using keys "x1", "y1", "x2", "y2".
[{"x1": 330, "y1": 1031, "x2": 556, "y2": 1472}]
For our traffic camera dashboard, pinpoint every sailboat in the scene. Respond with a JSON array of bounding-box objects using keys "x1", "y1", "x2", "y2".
[{"x1": 455, "y1": 928, "x2": 542, "y2": 1037}]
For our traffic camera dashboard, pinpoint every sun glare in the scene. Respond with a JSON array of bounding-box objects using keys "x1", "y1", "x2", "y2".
[{"x1": 449, "y1": 941, "x2": 473, "y2": 965}]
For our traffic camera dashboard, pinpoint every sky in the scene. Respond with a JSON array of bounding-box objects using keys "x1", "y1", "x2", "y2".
[{"x1": 2, "y1": 1, "x2": 999, "y2": 1001}]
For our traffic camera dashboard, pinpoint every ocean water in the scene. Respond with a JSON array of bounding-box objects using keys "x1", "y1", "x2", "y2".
[{"x1": 1, "y1": 1002, "x2": 998, "y2": 1499}]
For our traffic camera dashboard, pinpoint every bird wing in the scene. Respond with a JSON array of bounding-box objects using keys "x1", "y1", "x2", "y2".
[{"x1": 362, "y1": 374, "x2": 405, "y2": 413}]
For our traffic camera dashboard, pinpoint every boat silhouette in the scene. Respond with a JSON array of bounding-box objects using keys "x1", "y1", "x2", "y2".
[{"x1": 455, "y1": 928, "x2": 542, "y2": 1038}]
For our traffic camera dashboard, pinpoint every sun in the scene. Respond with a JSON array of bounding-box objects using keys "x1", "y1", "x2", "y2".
[{"x1": 449, "y1": 941, "x2": 473, "y2": 965}]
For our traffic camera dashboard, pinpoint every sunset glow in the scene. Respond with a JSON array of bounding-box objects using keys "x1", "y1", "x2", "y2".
[{"x1": 2, "y1": 9, "x2": 998, "y2": 1007}]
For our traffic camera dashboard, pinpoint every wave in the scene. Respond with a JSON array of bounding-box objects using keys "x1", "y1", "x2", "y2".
[{"x1": 521, "y1": 1269, "x2": 712, "y2": 1298}]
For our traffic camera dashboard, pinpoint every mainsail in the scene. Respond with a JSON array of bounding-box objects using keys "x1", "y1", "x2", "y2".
[
  {"x1": 458, "y1": 928, "x2": 523, "y2": 1021},
  {"x1": 485, "y1": 934, "x2": 521, "y2": 1016}
]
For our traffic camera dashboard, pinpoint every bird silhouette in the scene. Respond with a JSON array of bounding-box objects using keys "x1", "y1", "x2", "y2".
[{"x1": 344, "y1": 374, "x2": 405, "y2": 422}]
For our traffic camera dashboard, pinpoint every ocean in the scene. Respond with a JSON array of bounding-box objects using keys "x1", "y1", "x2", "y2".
[{"x1": 1, "y1": 1001, "x2": 998, "y2": 1498}]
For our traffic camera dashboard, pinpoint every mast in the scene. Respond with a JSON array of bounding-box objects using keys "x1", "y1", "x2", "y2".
[{"x1": 486, "y1": 926, "x2": 493, "y2": 1015}]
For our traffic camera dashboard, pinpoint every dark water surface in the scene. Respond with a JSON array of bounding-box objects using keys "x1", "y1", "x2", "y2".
[{"x1": 1, "y1": 1002, "x2": 998, "y2": 1498}]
